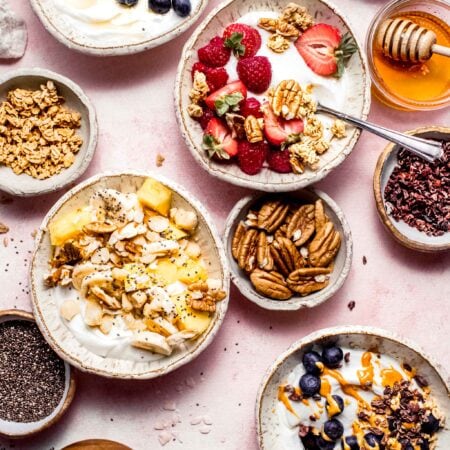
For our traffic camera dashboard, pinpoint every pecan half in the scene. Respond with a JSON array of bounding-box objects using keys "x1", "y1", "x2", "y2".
[
  {"x1": 308, "y1": 222, "x2": 341, "y2": 267},
  {"x1": 257, "y1": 231, "x2": 274, "y2": 271},
  {"x1": 232, "y1": 221, "x2": 246, "y2": 259},
  {"x1": 270, "y1": 236, "x2": 303, "y2": 276},
  {"x1": 237, "y1": 228, "x2": 258, "y2": 273},
  {"x1": 258, "y1": 200, "x2": 290, "y2": 233},
  {"x1": 314, "y1": 199, "x2": 327, "y2": 230},
  {"x1": 287, "y1": 267, "x2": 331, "y2": 295},
  {"x1": 269, "y1": 80, "x2": 304, "y2": 120},
  {"x1": 226, "y1": 113, "x2": 246, "y2": 140},
  {"x1": 286, "y1": 204, "x2": 315, "y2": 246},
  {"x1": 258, "y1": 17, "x2": 279, "y2": 32},
  {"x1": 244, "y1": 115, "x2": 264, "y2": 143},
  {"x1": 277, "y1": 20, "x2": 300, "y2": 37},
  {"x1": 250, "y1": 269, "x2": 293, "y2": 300}
]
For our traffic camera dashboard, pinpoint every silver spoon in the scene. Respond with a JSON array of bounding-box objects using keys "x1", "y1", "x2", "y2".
[{"x1": 317, "y1": 103, "x2": 444, "y2": 163}]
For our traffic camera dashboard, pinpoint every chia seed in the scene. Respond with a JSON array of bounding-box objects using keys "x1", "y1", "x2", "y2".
[{"x1": 0, "y1": 320, "x2": 66, "y2": 423}]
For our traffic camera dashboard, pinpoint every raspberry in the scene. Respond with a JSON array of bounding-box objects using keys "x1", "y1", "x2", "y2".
[
  {"x1": 267, "y1": 149, "x2": 292, "y2": 173},
  {"x1": 223, "y1": 23, "x2": 262, "y2": 58},
  {"x1": 237, "y1": 141, "x2": 269, "y2": 175},
  {"x1": 191, "y1": 62, "x2": 229, "y2": 92},
  {"x1": 239, "y1": 97, "x2": 262, "y2": 118},
  {"x1": 194, "y1": 107, "x2": 216, "y2": 130},
  {"x1": 237, "y1": 56, "x2": 272, "y2": 94},
  {"x1": 198, "y1": 36, "x2": 231, "y2": 67}
]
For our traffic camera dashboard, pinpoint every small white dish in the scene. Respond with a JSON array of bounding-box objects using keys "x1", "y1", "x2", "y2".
[
  {"x1": 175, "y1": 0, "x2": 371, "y2": 192},
  {"x1": 373, "y1": 126, "x2": 450, "y2": 252},
  {"x1": 223, "y1": 189, "x2": 352, "y2": 311},
  {"x1": 0, "y1": 309, "x2": 76, "y2": 439},
  {"x1": 256, "y1": 326, "x2": 450, "y2": 450},
  {"x1": 30, "y1": 171, "x2": 230, "y2": 379},
  {"x1": 0, "y1": 68, "x2": 97, "y2": 197}
]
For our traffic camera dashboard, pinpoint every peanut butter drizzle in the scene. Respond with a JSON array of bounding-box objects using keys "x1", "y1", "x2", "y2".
[
  {"x1": 319, "y1": 378, "x2": 341, "y2": 417},
  {"x1": 381, "y1": 367, "x2": 404, "y2": 387},
  {"x1": 357, "y1": 351, "x2": 375, "y2": 386},
  {"x1": 277, "y1": 385, "x2": 299, "y2": 417}
]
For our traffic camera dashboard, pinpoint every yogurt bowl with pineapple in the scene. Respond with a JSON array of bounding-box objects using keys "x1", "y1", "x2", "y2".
[{"x1": 30, "y1": 172, "x2": 229, "y2": 379}]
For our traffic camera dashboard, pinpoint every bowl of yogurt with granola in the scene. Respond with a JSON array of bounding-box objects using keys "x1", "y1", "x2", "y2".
[
  {"x1": 257, "y1": 326, "x2": 449, "y2": 449},
  {"x1": 30, "y1": 172, "x2": 229, "y2": 379}
]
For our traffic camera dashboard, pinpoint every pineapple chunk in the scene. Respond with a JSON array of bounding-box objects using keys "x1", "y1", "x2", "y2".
[
  {"x1": 123, "y1": 263, "x2": 152, "y2": 292},
  {"x1": 162, "y1": 222, "x2": 188, "y2": 241},
  {"x1": 171, "y1": 291, "x2": 212, "y2": 334},
  {"x1": 137, "y1": 178, "x2": 172, "y2": 217},
  {"x1": 49, "y1": 207, "x2": 92, "y2": 246},
  {"x1": 149, "y1": 259, "x2": 178, "y2": 286},
  {"x1": 177, "y1": 259, "x2": 208, "y2": 284}
]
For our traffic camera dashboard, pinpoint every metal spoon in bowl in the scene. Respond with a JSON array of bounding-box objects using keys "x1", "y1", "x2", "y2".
[{"x1": 317, "y1": 103, "x2": 444, "y2": 162}]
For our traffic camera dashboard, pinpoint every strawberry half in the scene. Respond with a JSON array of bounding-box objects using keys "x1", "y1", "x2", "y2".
[
  {"x1": 262, "y1": 103, "x2": 303, "y2": 147},
  {"x1": 202, "y1": 118, "x2": 238, "y2": 160},
  {"x1": 223, "y1": 23, "x2": 262, "y2": 58},
  {"x1": 239, "y1": 97, "x2": 263, "y2": 118},
  {"x1": 205, "y1": 81, "x2": 247, "y2": 115},
  {"x1": 198, "y1": 36, "x2": 231, "y2": 67},
  {"x1": 295, "y1": 24, "x2": 357, "y2": 77}
]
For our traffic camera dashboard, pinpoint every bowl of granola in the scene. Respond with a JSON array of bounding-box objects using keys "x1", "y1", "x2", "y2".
[
  {"x1": 223, "y1": 189, "x2": 352, "y2": 311},
  {"x1": 30, "y1": 171, "x2": 229, "y2": 379},
  {"x1": 257, "y1": 326, "x2": 450, "y2": 450},
  {"x1": 175, "y1": 0, "x2": 370, "y2": 192}
]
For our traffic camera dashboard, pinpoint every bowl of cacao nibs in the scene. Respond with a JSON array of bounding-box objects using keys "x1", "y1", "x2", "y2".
[
  {"x1": 373, "y1": 126, "x2": 450, "y2": 252},
  {"x1": 0, "y1": 309, "x2": 76, "y2": 438},
  {"x1": 223, "y1": 189, "x2": 352, "y2": 311}
]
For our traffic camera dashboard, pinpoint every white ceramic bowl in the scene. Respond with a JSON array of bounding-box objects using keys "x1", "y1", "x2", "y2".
[
  {"x1": 0, "y1": 68, "x2": 97, "y2": 197},
  {"x1": 175, "y1": 0, "x2": 371, "y2": 192},
  {"x1": 223, "y1": 189, "x2": 352, "y2": 311},
  {"x1": 373, "y1": 126, "x2": 450, "y2": 253},
  {"x1": 30, "y1": 0, "x2": 209, "y2": 56},
  {"x1": 257, "y1": 326, "x2": 450, "y2": 450},
  {"x1": 30, "y1": 171, "x2": 230, "y2": 379},
  {"x1": 0, "y1": 310, "x2": 76, "y2": 439}
]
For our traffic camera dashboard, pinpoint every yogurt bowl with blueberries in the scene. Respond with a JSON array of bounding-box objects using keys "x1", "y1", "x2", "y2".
[
  {"x1": 30, "y1": 0, "x2": 209, "y2": 55},
  {"x1": 257, "y1": 326, "x2": 450, "y2": 450}
]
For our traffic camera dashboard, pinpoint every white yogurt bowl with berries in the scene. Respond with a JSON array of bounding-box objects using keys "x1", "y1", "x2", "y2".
[
  {"x1": 257, "y1": 326, "x2": 450, "y2": 450},
  {"x1": 30, "y1": 0, "x2": 209, "y2": 55},
  {"x1": 175, "y1": 0, "x2": 371, "y2": 192}
]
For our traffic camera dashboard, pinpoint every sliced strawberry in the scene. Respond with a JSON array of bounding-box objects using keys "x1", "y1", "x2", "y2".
[
  {"x1": 198, "y1": 36, "x2": 231, "y2": 67},
  {"x1": 202, "y1": 118, "x2": 238, "y2": 160},
  {"x1": 223, "y1": 23, "x2": 262, "y2": 58},
  {"x1": 267, "y1": 148, "x2": 292, "y2": 173},
  {"x1": 237, "y1": 141, "x2": 269, "y2": 175},
  {"x1": 239, "y1": 97, "x2": 263, "y2": 118},
  {"x1": 262, "y1": 103, "x2": 303, "y2": 147},
  {"x1": 191, "y1": 62, "x2": 229, "y2": 92},
  {"x1": 295, "y1": 24, "x2": 356, "y2": 77},
  {"x1": 205, "y1": 81, "x2": 247, "y2": 114},
  {"x1": 237, "y1": 56, "x2": 272, "y2": 94}
]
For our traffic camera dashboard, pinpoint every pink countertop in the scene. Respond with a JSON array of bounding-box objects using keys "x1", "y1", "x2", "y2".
[{"x1": 0, "y1": 1, "x2": 449, "y2": 449}]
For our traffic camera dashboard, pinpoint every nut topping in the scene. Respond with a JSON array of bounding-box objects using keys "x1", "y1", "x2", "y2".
[
  {"x1": 244, "y1": 115, "x2": 264, "y2": 143},
  {"x1": 257, "y1": 232, "x2": 274, "y2": 271},
  {"x1": 286, "y1": 204, "x2": 315, "y2": 246},
  {"x1": 225, "y1": 113, "x2": 246, "y2": 140},
  {"x1": 258, "y1": 200, "x2": 290, "y2": 233},
  {"x1": 314, "y1": 199, "x2": 327, "y2": 230},
  {"x1": 237, "y1": 228, "x2": 259, "y2": 273},
  {"x1": 84, "y1": 222, "x2": 117, "y2": 234},
  {"x1": 232, "y1": 221, "x2": 246, "y2": 259},
  {"x1": 287, "y1": 267, "x2": 331, "y2": 295},
  {"x1": 258, "y1": 17, "x2": 279, "y2": 32},
  {"x1": 250, "y1": 269, "x2": 293, "y2": 300},
  {"x1": 308, "y1": 222, "x2": 341, "y2": 267},
  {"x1": 267, "y1": 34, "x2": 290, "y2": 53}
]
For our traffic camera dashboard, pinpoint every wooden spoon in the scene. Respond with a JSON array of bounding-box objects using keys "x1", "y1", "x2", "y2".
[
  {"x1": 377, "y1": 18, "x2": 450, "y2": 63},
  {"x1": 62, "y1": 440, "x2": 132, "y2": 450}
]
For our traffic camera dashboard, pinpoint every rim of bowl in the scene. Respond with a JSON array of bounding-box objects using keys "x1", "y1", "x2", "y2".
[
  {"x1": 174, "y1": 0, "x2": 371, "y2": 192},
  {"x1": 0, "y1": 309, "x2": 76, "y2": 439},
  {"x1": 30, "y1": 170, "x2": 230, "y2": 379},
  {"x1": 365, "y1": 0, "x2": 450, "y2": 111},
  {"x1": 62, "y1": 439, "x2": 132, "y2": 450},
  {"x1": 0, "y1": 68, "x2": 98, "y2": 197},
  {"x1": 256, "y1": 325, "x2": 450, "y2": 450},
  {"x1": 373, "y1": 126, "x2": 450, "y2": 252},
  {"x1": 223, "y1": 188, "x2": 353, "y2": 311},
  {"x1": 29, "y1": 0, "x2": 209, "y2": 56}
]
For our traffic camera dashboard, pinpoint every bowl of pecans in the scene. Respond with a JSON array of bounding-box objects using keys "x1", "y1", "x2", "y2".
[
  {"x1": 373, "y1": 126, "x2": 450, "y2": 252},
  {"x1": 0, "y1": 68, "x2": 97, "y2": 197},
  {"x1": 223, "y1": 189, "x2": 352, "y2": 311}
]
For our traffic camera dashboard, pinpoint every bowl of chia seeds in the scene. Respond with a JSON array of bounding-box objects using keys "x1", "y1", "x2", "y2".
[
  {"x1": 0, "y1": 309, "x2": 76, "y2": 438},
  {"x1": 373, "y1": 126, "x2": 450, "y2": 252}
]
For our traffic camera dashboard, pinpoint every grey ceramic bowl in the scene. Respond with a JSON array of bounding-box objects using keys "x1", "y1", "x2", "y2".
[
  {"x1": 0, "y1": 68, "x2": 97, "y2": 197},
  {"x1": 223, "y1": 189, "x2": 352, "y2": 311}
]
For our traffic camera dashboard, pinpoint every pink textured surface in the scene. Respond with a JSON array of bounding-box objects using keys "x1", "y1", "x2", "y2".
[{"x1": 0, "y1": 1, "x2": 449, "y2": 449}]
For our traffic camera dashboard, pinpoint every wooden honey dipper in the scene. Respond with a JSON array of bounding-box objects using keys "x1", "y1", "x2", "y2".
[{"x1": 377, "y1": 17, "x2": 450, "y2": 63}]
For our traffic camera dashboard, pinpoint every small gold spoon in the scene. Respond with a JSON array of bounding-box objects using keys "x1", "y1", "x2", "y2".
[{"x1": 377, "y1": 17, "x2": 450, "y2": 63}]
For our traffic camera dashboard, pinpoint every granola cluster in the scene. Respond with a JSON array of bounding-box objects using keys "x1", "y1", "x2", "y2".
[{"x1": 0, "y1": 81, "x2": 83, "y2": 180}]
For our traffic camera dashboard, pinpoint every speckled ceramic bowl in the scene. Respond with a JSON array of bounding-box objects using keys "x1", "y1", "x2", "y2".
[
  {"x1": 30, "y1": 0, "x2": 209, "y2": 56},
  {"x1": 30, "y1": 171, "x2": 230, "y2": 379},
  {"x1": 223, "y1": 189, "x2": 352, "y2": 311},
  {"x1": 0, "y1": 309, "x2": 76, "y2": 439},
  {"x1": 175, "y1": 0, "x2": 371, "y2": 192},
  {"x1": 257, "y1": 326, "x2": 450, "y2": 450},
  {"x1": 373, "y1": 126, "x2": 450, "y2": 253},
  {"x1": 0, "y1": 68, "x2": 97, "y2": 197}
]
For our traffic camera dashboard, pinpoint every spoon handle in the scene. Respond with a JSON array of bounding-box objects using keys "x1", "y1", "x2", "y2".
[
  {"x1": 316, "y1": 103, "x2": 444, "y2": 162},
  {"x1": 432, "y1": 44, "x2": 450, "y2": 58}
]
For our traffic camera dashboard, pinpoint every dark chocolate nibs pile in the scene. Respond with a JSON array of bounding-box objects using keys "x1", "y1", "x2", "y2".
[
  {"x1": 384, "y1": 141, "x2": 449, "y2": 236},
  {"x1": 0, "y1": 320, "x2": 66, "y2": 423}
]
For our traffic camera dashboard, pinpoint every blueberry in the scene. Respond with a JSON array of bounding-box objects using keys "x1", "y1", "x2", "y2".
[
  {"x1": 322, "y1": 346, "x2": 344, "y2": 369},
  {"x1": 148, "y1": 0, "x2": 171, "y2": 14},
  {"x1": 404, "y1": 445, "x2": 414, "y2": 450},
  {"x1": 364, "y1": 433, "x2": 384, "y2": 448},
  {"x1": 301, "y1": 432, "x2": 320, "y2": 450},
  {"x1": 317, "y1": 436, "x2": 335, "y2": 450},
  {"x1": 326, "y1": 394, "x2": 344, "y2": 417},
  {"x1": 420, "y1": 440, "x2": 430, "y2": 450},
  {"x1": 116, "y1": 0, "x2": 138, "y2": 5},
  {"x1": 341, "y1": 436, "x2": 359, "y2": 450},
  {"x1": 303, "y1": 351, "x2": 323, "y2": 375},
  {"x1": 323, "y1": 419, "x2": 344, "y2": 441},
  {"x1": 421, "y1": 413, "x2": 440, "y2": 434},
  {"x1": 299, "y1": 373, "x2": 321, "y2": 397},
  {"x1": 172, "y1": 0, "x2": 191, "y2": 17}
]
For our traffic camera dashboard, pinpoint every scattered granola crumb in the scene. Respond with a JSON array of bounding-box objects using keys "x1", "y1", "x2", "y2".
[
  {"x1": 3, "y1": 237, "x2": 8, "y2": 247},
  {"x1": 156, "y1": 153, "x2": 165, "y2": 167},
  {"x1": 0, "y1": 222, "x2": 9, "y2": 234},
  {"x1": 347, "y1": 300, "x2": 356, "y2": 311},
  {"x1": 330, "y1": 119, "x2": 346, "y2": 139},
  {"x1": 31, "y1": 229, "x2": 37, "y2": 238},
  {"x1": 344, "y1": 352, "x2": 351, "y2": 363},
  {"x1": 362, "y1": 255, "x2": 367, "y2": 265}
]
